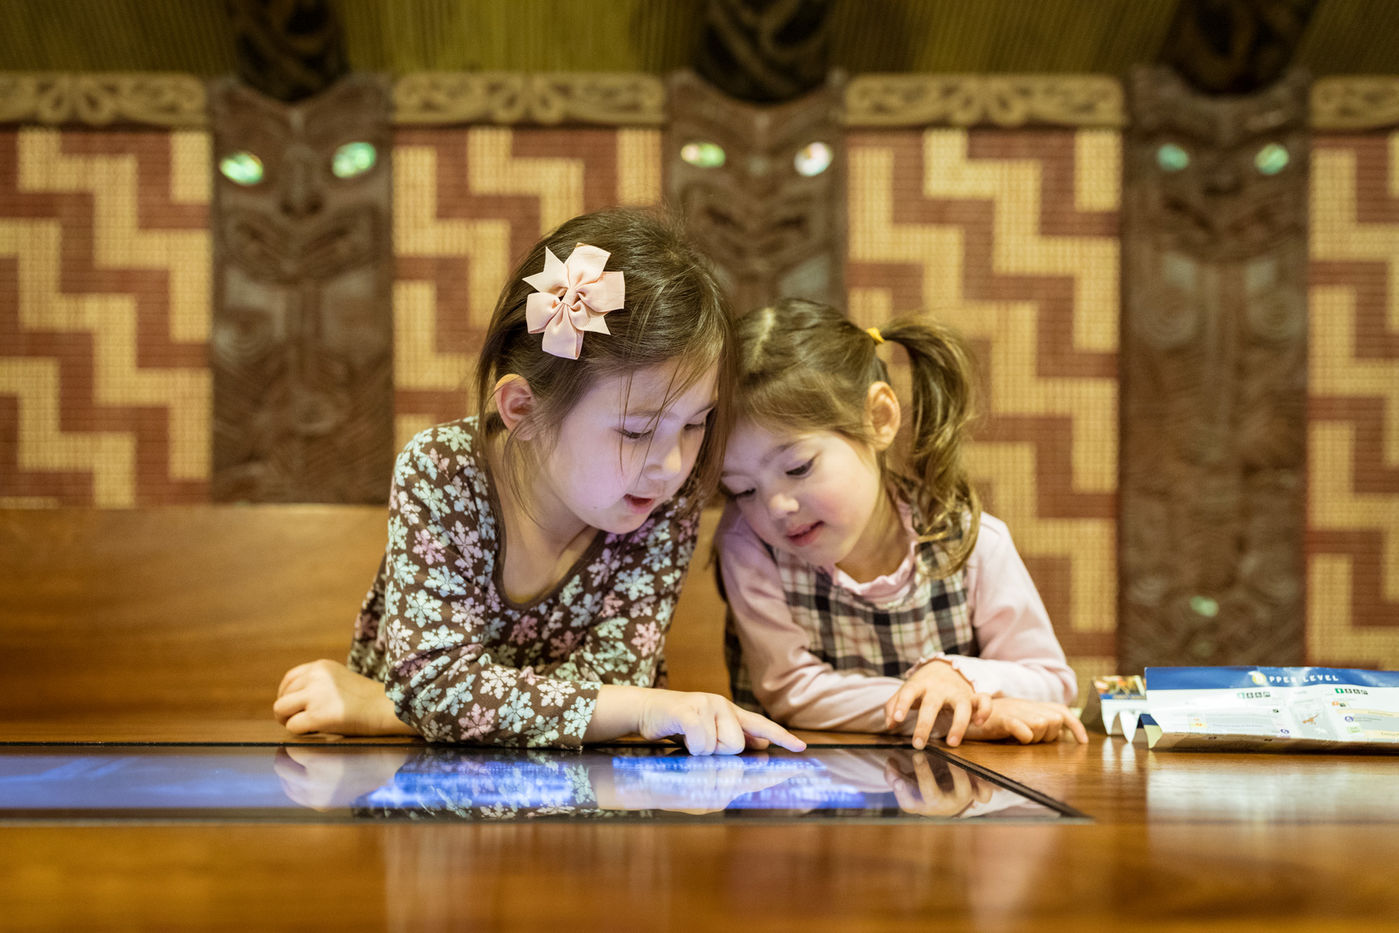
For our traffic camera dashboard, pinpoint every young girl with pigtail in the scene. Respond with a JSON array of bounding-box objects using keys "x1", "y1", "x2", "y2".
[
  {"x1": 275, "y1": 207, "x2": 803, "y2": 756},
  {"x1": 717, "y1": 298, "x2": 1087, "y2": 749}
]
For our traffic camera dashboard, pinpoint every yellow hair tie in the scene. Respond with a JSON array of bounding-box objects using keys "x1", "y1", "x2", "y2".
[{"x1": 866, "y1": 326, "x2": 885, "y2": 345}]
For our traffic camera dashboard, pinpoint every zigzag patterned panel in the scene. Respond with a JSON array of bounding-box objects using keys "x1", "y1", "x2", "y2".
[
  {"x1": 1309, "y1": 133, "x2": 1399, "y2": 669},
  {"x1": 846, "y1": 128, "x2": 1120, "y2": 694},
  {"x1": 0, "y1": 127, "x2": 210, "y2": 507},
  {"x1": 392, "y1": 126, "x2": 662, "y2": 447}
]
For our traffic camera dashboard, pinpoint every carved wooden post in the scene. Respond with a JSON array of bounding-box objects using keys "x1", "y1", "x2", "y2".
[
  {"x1": 211, "y1": 1, "x2": 393, "y2": 502},
  {"x1": 1120, "y1": 66, "x2": 1309, "y2": 669},
  {"x1": 667, "y1": 0, "x2": 844, "y2": 313}
]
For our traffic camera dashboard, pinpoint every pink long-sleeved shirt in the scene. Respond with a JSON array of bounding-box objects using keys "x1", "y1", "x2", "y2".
[{"x1": 718, "y1": 503, "x2": 1077, "y2": 733}]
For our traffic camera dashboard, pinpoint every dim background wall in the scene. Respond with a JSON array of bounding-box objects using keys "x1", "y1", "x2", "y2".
[{"x1": 2, "y1": 117, "x2": 1396, "y2": 679}]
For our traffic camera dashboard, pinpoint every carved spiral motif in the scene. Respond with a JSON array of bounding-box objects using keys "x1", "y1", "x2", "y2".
[
  {"x1": 1133, "y1": 280, "x2": 1200, "y2": 350},
  {"x1": 1244, "y1": 283, "x2": 1305, "y2": 341}
]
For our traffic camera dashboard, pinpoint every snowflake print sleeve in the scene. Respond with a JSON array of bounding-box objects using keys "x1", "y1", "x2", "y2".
[
  {"x1": 367, "y1": 420, "x2": 604, "y2": 748},
  {"x1": 544, "y1": 499, "x2": 701, "y2": 689}
]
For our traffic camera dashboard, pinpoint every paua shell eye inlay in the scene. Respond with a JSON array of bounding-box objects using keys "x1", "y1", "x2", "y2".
[
  {"x1": 680, "y1": 141, "x2": 727, "y2": 168},
  {"x1": 793, "y1": 141, "x2": 833, "y2": 177},
  {"x1": 1156, "y1": 143, "x2": 1190, "y2": 172},
  {"x1": 220, "y1": 150, "x2": 265, "y2": 185},
  {"x1": 332, "y1": 141, "x2": 377, "y2": 179},
  {"x1": 1254, "y1": 143, "x2": 1290, "y2": 176}
]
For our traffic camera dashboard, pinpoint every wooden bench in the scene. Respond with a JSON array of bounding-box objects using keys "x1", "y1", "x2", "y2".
[{"x1": 0, "y1": 506, "x2": 730, "y2": 738}]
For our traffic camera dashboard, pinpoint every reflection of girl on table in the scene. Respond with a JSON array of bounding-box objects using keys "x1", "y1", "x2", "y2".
[
  {"x1": 716, "y1": 299, "x2": 1088, "y2": 749},
  {"x1": 274, "y1": 208, "x2": 802, "y2": 755}
]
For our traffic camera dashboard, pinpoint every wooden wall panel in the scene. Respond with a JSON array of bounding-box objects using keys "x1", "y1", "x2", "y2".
[
  {"x1": 210, "y1": 75, "x2": 394, "y2": 504},
  {"x1": 1120, "y1": 68, "x2": 1309, "y2": 671}
]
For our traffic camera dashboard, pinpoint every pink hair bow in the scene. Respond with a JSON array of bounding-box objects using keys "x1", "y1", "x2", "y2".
[{"x1": 523, "y1": 243, "x2": 626, "y2": 360}]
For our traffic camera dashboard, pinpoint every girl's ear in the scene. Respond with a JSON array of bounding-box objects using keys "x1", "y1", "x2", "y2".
[
  {"x1": 493, "y1": 375, "x2": 536, "y2": 437},
  {"x1": 866, "y1": 381, "x2": 901, "y2": 452}
]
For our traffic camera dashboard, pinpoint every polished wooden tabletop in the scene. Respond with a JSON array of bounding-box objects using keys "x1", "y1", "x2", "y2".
[{"x1": 2, "y1": 722, "x2": 1396, "y2": 932}]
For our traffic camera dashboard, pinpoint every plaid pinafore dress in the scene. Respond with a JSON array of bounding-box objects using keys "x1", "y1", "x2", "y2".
[{"x1": 723, "y1": 496, "x2": 979, "y2": 715}]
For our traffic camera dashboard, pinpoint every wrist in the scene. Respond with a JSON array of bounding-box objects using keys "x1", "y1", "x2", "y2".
[
  {"x1": 584, "y1": 684, "x2": 650, "y2": 742},
  {"x1": 933, "y1": 655, "x2": 981, "y2": 693}
]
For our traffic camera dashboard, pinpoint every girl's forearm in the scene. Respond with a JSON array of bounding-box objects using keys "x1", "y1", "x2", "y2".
[{"x1": 582, "y1": 684, "x2": 650, "y2": 742}]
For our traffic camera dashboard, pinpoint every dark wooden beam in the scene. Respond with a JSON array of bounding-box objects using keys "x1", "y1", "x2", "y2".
[
  {"x1": 210, "y1": 74, "x2": 394, "y2": 503},
  {"x1": 1119, "y1": 66, "x2": 1309, "y2": 669}
]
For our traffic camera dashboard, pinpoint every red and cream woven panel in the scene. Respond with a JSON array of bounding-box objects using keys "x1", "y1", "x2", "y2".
[
  {"x1": 846, "y1": 128, "x2": 1122, "y2": 692},
  {"x1": 0, "y1": 128, "x2": 210, "y2": 507},
  {"x1": 1309, "y1": 133, "x2": 1399, "y2": 671}
]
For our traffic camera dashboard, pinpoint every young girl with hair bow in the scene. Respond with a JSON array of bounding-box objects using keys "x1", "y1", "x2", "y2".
[
  {"x1": 717, "y1": 298, "x2": 1087, "y2": 749},
  {"x1": 275, "y1": 207, "x2": 803, "y2": 756}
]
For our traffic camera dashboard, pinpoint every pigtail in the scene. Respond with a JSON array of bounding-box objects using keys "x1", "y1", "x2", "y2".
[{"x1": 880, "y1": 317, "x2": 982, "y2": 573}]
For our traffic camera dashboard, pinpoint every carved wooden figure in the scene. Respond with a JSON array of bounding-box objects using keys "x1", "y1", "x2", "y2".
[
  {"x1": 666, "y1": 71, "x2": 845, "y2": 314},
  {"x1": 1120, "y1": 67, "x2": 1309, "y2": 670},
  {"x1": 210, "y1": 74, "x2": 393, "y2": 503}
]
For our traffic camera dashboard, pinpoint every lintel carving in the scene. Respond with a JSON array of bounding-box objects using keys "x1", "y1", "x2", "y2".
[
  {"x1": 1312, "y1": 76, "x2": 1399, "y2": 131},
  {"x1": 393, "y1": 72, "x2": 666, "y2": 126},
  {"x1": 844, "y1": 74, "x2": 1125, "y2": 128},
  {"x1": 0, "y1": 73, "x2": 207, "y2": 127},
  {"x1": 6, "y1": 72, "x2": 1395, "y2": 134}
]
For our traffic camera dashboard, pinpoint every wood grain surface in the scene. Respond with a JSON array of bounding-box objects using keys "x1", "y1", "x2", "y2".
[
  {"x1": 4, "y1": 506, "x2": 1396, "y2": 930},
  {"x1": 1, "y1": 733, "x2": 1396, "y2": 931}
]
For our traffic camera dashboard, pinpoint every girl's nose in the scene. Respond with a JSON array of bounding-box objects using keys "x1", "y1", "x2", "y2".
[
  {"x1": 766, "y1": 491, "x2": 798, "y2": 518},
  {"x1": 648, "y1": 434, "x2": 685, "y2": 479}
]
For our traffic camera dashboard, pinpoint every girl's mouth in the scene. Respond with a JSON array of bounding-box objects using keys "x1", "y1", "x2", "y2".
[
  {"x1": 624, "y1": 494, "x2": 656, "y2": 512},
  {"x1": 786, "y1": 522, "x2": 822, "y2": 547}
]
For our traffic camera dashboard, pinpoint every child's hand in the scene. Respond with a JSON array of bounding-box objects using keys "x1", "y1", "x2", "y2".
[
  {"x1": 274, "y1": 659, "x2": 418, "y2": 737},
  {"x1": 883, "y1": 660, "x2": 992, "y2": 749},
  {"x1": 962, "y1": 697, "x2": 1089, "y2": 745},
  {"x1": 637, "y1": 690, "x2": 807, "y2": 756}
]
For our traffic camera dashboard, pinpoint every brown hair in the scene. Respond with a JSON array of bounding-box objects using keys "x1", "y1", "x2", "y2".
[
  {"x1": 733, "y1": 298, "x2": 981, "y2": 572},
  {"x1": 475, "y1": 207, "x2": 734, "y2": 514}
]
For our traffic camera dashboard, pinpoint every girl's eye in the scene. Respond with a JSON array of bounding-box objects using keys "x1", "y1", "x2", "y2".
[
  {"x1": 729, "y1": 488, "x2": 754, "y2": 499},
  {"x1": 619, "y1": 429, "x2": 652, "y2": 441},
  {"x1": 685, "y1": 410, "x2": 714, "y2": 432},
  {"x1": 786, "y1": 458, "x2": 814, "y2": 478}
]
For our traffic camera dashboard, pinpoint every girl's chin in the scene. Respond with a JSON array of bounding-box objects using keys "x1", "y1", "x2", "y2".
[{"x1": 593, "y1": 501, "x2": 657, "y2": 535}]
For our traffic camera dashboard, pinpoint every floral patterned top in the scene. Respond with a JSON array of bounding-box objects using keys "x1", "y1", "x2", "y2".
[{"x1": 348, "y1": 416, "x2": 700, "y2": 748}]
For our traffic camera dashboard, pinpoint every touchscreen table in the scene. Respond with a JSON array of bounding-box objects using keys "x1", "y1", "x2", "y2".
[{"x1": 0, "y1": 743, "x2": 1084, "y2": 823}]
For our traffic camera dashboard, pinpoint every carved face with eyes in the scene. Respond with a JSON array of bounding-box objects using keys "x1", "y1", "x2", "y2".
[
  {"x1": 667, "y1": 71, "x2": 844, "y2": 311},
  {"x1": 209, "y1": 74, "x2": 393, "y2": 502},
  {"x1": 212, "y1": 74, "x2": 389, "y2": 282},
  {"x1": 1132, "y1": 69, "x2": 1307, "y2": 260}
]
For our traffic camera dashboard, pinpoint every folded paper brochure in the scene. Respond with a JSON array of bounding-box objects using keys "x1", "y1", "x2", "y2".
[
  {"x1": 1089, "y1": 675, "x2": 1150, "y2": 742},
  {"x1": 1142, "y1": 666, "x2": 1399, "y2": 752}
]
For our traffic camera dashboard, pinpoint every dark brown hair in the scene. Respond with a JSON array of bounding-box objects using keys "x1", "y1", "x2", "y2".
[
  {"x1": 733, "y1": 298, "x2": 981, "y2": 572},
  {"x1": 475, "y1": 207, "x2": 735, "y2": 514}
]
